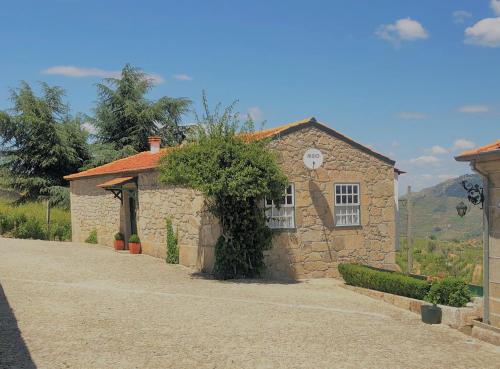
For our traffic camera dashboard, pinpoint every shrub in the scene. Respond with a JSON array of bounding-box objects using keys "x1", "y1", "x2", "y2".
[
  {"x1": 85, "y1": 229, "x2": 98, "y2": 244},
  {"x1": 12, "y1": 218, "x2": 46, "y2": 240},
  {"x1": 52, "y1": 222, "x2": 71, "y2": 241},
  {"x1": 338, "y1": 263, "x2": 431, "y2": 300},
  {"x1": 114, "y1": 232, "x2": 124, "y2": 241},
  {"x1": 425, "y1": 277, "x2": 471, "y2": 307},
  {"x1": 129, "y1": 234, "x2": 140, "y2": 243},
  {"x1": 165, "y1": 218, "x2": 179, "y2": 264}
]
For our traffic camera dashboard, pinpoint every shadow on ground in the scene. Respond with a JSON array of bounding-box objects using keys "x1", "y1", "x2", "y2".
[
  {"x1": 0, "y1": 282, "x2": 37, "y2": 369},
  {"x1": 190, "y1": 272, "x2": 300, "y2": 285}
]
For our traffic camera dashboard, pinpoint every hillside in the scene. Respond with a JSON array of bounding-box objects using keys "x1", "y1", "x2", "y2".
[{"x1": 399, "y1": 174, "x2": 483, "y2": 241}]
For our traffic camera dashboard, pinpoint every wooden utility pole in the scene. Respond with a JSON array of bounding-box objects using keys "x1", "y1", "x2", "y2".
[
  {"x1": 46, "y1": 198, "x2": 51, "y2": 240},
  {"x1": 407, "y1": 185, "x2": 412, "y2": 274}
]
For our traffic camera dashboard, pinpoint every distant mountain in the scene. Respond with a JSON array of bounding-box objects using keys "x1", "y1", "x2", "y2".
[{"x1": 399, "y1": 174, "x2": 483, "y2": 240}]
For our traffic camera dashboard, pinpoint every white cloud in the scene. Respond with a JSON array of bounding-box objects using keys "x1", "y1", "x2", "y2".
[
  {"x1": 42, "y1": 65, "x2": 165, "y2": 84},
  {"x1": 429, "y1": 145, "x2": 448, "y2": 155},
  {"x1": 465, "y1": 17, "x2": 500, "y2": 47},
  {"x1": 376, "y1": 18, "x2": 428, "y2": 45},
  {"x1": 409, "y1": 155, "x2": 440, "y2": 165},
  {"x1": 453, "y1": 10, "x2": 472, "y2": 24},
  {"x1": 82, "y1": 122, "x2": 97, "y2": 135},
  {"x1": 173, "y1": 74, "x2": 193, "y2": 81},
  {"x1": 452, "y1": 138, "x2": 476, "y2": 151},
  {"x1": 457, "y1": 104, "x2": 490, "y2": 114},
  {"x1": 398, "y1": 112, "x2": 427, "y2": 120},
  {"x1": 247, "y1": 106, "x2": 263, "y2": 122},
  {"x1": 492, "y1": 0, "x2": 500, "y2": 15}
]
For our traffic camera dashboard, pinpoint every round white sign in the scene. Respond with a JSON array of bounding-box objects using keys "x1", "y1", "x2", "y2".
[{"x1": 303, "y1": 148, "x2": 324, "y2": 170}]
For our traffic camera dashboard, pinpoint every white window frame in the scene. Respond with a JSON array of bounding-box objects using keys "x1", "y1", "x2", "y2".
[
  {"x1": 265, "y1": 184, "x2": 295, "y2": 229},
  {"x1": 334, "y1": 183, "x2": 360, "y2": 227}
]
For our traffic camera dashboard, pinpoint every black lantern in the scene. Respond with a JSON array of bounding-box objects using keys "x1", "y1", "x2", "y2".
[{"x1": 456, "y1": 201, "x2": 468, "y2": 218}]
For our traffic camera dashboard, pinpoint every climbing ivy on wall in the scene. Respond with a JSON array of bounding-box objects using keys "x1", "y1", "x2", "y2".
[
  {"x1": 159, "y1": 93, "x2": 287, "y2": 279},
  {"x1": 165, "y1": 217, "x2": 179, "y2": 264}
]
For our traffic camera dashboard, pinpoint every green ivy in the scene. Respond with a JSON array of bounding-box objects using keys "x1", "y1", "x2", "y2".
[
  {"x1": 166, "y1": 218, "x2": 179, "y2": 264},
  {"x1": 159, "y1": 93, "x2": 287, "y2": 279},
  {"x1": 85, "y1": 229, "x2": 98, "y2": 244}
]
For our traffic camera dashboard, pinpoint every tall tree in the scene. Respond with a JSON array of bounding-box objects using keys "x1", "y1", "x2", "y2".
[
  {"x1": 0, "y1": 82, "x2": 90, "y2": 201},
  {"x1": 93, "y1": 64, "x2": 191, "y2": 153}
]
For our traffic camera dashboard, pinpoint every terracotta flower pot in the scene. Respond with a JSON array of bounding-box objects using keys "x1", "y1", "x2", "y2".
[
  {"x1": 114, "y1": 239, "x2": 125, "y2": 250},
  {"x1": 129, "y1": 242, "x2": 141, "y2": 254}
]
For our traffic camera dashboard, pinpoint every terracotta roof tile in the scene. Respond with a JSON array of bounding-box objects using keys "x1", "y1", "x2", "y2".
[
  {"x1": 65, "y1": 117, "x2": 396, "y2": 180},
  {"x1": 64, "y1": 147, "x2": 175, "y2": 180},
  {"x1": 456, "y1": 139, "x2": 500, "y2": 160}
]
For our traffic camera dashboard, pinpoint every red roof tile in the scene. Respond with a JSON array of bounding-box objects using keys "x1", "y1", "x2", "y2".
[
  {"x1": 65, "y1": 117, "x2": 396, "y2": 180},
  {"x1": 64, "y1": 147, "x2": 175, "y2": 180},
  {"x1": 456, "y1": 139, "x2": 500, "y2": 160}
]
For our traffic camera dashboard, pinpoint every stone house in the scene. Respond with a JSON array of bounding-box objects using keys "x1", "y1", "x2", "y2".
[
  {"x1": 65, "y1": 117, "x2": 402, "y2": 279},
  {"x1": 456, "y1": 140, "x2": 500, "y2": 332}
]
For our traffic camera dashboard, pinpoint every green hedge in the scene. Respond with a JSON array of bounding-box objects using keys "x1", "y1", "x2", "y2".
[
  {"x1": 338, "y1": 264, "x2": 472, "y2": 307},
  {"x1": 425, "y1": 277, "x2": 471, "y2": 307},
  {"x1": 338, "y1": 263, "x2": 430, "y2": 300}
]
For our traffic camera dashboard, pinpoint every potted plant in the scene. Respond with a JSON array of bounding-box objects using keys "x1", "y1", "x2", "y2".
[
  {"x1": 114, "y1": 232, "x2": 125, "y2": 250},
  {"x1": 128, "y1": 234, "x2": 141, "y2": 254},
  {"x1": 422, "y1": 282, "x2": 442, "y2": 324}
]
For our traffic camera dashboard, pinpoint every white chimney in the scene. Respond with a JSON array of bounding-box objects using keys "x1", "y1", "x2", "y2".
[{"x1": 148, "y1": 136, "x2": 161, "y2": 153}]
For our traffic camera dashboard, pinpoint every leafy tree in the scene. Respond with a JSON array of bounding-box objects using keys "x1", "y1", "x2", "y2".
[
  {"x1": 159, "y1": 93, "x2": 287, "y2": 279},
  {"x1": 0, "y1": 82, "x2": 90, "y2": 201},
  {"x1": 93, "y1": 64, "x2": 191, "y2": 153}
]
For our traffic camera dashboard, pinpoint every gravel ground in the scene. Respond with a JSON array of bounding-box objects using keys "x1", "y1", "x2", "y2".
[{"x1": 1, "y1": 237, "x2": 499, "y2": 369}]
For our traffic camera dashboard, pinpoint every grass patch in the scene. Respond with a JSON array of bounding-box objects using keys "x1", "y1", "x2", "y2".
[{"x1": 0, "y1": 199, "x2": 71, "y2": 241}]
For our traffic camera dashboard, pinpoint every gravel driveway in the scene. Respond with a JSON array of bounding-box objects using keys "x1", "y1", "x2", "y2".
[{"x1": 1, "y1": 237, "x2": 499, "y2": 369}]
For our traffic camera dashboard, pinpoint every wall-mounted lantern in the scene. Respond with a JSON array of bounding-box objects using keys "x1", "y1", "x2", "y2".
[
  {"x1": 456, "y1": 180, "x2": 484, "y2": 217},
  {"x1": 456, "y1": 201, "x2": 468, "y2": 218}
]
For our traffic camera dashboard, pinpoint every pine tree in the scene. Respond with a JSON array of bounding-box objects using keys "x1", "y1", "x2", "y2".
[
  {"x1": 93, "y1": 64, "x2": 191, "y2": 153},
  {"x1": 0, "y1": 82, "x2": 90, "y2": 201}
]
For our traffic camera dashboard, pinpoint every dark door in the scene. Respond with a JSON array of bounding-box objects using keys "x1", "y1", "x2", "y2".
[{"x1": 129, "y1": 196, "x2": 137, "y2": 235}]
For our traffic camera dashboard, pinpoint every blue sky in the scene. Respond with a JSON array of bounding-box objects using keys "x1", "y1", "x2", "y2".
[{"x1": 1, "y1": 0, "x2": 499, "y2": 193}]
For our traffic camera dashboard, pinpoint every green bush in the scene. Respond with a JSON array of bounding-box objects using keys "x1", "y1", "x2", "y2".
[
  {"x1": 165, "y1": 218, "x2": 179, "y2": 264},
  {"x1": 0, "y1": 199, "x2": 71, "y2": 241},
  {"x1": 338, "y1": 263, "x2": 430, "y2": 300},
  {"x1": 129, "y1": 234, "x2": 140, "y2": 243},
  {"x1": 85, "y1": 229, "x2": 98, "y2": 244},
  {"x1": 425, "y1": 277, "x2": 471, "y2": 307},
  {"x1": 12, "y1": 218, "x2": 47, "y2": 240},
  {"x1": 52, "y1": 222, "x2": 71, "y2": 241},
  {"x1": 114, "y1": 232, "x2": 124, "y2": 241}
]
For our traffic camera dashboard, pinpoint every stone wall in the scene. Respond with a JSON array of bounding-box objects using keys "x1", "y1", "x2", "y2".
[
  {"x1": 70, "y1": 174, "x2": 122, "y2": 247},
  {"x1": 69, "y1": 125, "x2": 397, "y2": 280},
  {"x1": 137, "y1": 171, "x2": 218, "y2": 269},
  {"x1": 262, "y1": 126, "x2": 397, "y2": 279},
  {"x1": 476, "y1": 158, "x2": 500, "y2": 328}
]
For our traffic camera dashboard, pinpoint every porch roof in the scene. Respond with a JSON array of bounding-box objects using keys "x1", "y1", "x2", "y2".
[{"x1": 97, "y1": 176, "x2": 135, "y2": 188}]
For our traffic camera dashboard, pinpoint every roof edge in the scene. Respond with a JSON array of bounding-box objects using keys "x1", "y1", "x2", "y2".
[
  {"x1": 270, "y1": 118, "x2": 396, "y2": 166},
  {"x1": 455, "y1": 149, "x2": 500, "y2": 162}
]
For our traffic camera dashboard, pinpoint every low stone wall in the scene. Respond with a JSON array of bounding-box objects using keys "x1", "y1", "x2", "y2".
[
  {"x1": 341, "y1": 284, "x2": 482, "y2": 330},
  {"x1": 472, "y1": 320, "x2": 500, "y2": 346}
]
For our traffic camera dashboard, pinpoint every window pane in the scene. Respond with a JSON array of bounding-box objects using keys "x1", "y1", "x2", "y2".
[
  {"x1": 353, "y1": 195, "x2": 358, "y2": 204},
  {"x1": 336, "y1": 195, "x2": 341, "y2": 204},
  {"x1": 353, "y1": 185, "x2": 358, "y2": 194},
  {"x1": 342, "y1": 185, "x2": 346, "y2": 194},
  {"x1": 347, "y1": 186, "x2": 352, "y2": 194}
]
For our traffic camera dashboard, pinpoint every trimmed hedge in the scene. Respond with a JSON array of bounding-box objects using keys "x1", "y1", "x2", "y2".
[
  {"x1": 338, "y1": 263, "x2": 430, "y2": 300},
  {"x1": 338, "y1": 264, "x2": 472, "y2": 307},
  {"x1": 425, "y1": 277, "x2": 471, "y2": 308}
]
